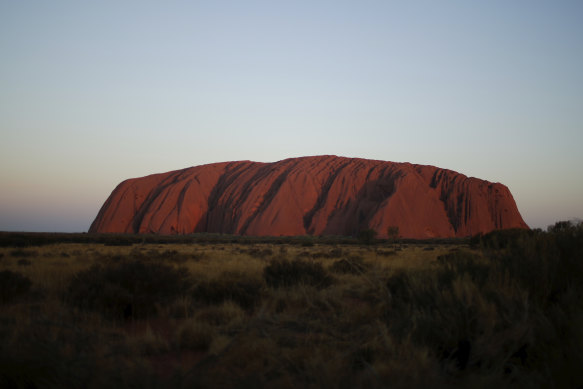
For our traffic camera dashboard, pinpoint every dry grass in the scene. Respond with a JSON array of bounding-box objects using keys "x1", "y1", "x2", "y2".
[{"x1": 1, "y1": 227, "x2": 582, "y2": 388}]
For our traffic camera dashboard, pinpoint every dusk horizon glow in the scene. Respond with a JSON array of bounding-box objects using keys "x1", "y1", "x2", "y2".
[{"x1": 1, "y1": 1, "x2": 582, "y2": 232}]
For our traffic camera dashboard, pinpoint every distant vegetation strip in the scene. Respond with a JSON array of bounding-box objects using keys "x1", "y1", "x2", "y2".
[{"x1": 0, "y1": 231, "x2": 470, "y2": 247}]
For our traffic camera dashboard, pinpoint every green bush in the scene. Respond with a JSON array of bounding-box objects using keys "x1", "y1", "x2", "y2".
[
  {"x1": 0, "y1": 270, "x2": 32, "y2": 304},
  {"x1": 263, "y1": 258, "x2": 332, "y2": 289},
  {"x1": 64, "y1": 261, "x2": 192, "y2": 320}
]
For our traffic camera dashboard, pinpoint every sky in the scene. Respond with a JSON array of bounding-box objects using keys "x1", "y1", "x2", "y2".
[{"x1": 1, "y1": 0, "x2": 582, "y2": 232}]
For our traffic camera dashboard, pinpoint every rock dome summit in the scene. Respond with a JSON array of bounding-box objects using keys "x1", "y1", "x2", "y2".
[{"x1": 89, "y1": 156, "x2": 528, "y2": 238}]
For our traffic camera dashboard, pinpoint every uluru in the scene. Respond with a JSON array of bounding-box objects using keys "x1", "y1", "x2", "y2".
[{"x1": 89, "y1": 155, "x2": 528, "y2": 238}]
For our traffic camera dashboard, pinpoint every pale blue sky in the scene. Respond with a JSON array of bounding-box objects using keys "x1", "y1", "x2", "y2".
[{"x1": 1, "y1": 0, "x2": 582, "y2": 231}]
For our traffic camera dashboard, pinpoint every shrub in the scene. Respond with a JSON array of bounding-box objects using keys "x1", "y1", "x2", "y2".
[
  {"x1": 126, "y1": 327, "x2": 169, "y2": 356},
  {"x1": 9, "y1": 249, "x2": 37, "y2": 258},
  {"x1": 308, "y1": 248, "x2": 343, "y2": 259},
  {"x1": 382, "y1": 227, "x2": 583, "y2": 384},
  {"x1": 299, "y1": 237, "x2": 315, "y2": 247},
  {"x1": 310, "y1": 251, "x2": 331, "y2": 259},
  {"x1": 239, "y1": 247, "x2": 273, "y2": 259},
  {"x1": 384, "y1": 268, "x2": 532, "y2": 376},
  {"x1": 436, "y1": 251, "x2": 490, "y2": 288},
  {"x1": 329, "y1": 247, "x2": 343, "y2": 258},
  {"x1": 385, "y1": 270, "x2": 414, "y2": 305},
  {"x1": 0, "y1": 270, "x2": 32, "y2": 304},
  {"x1": 103, "y1": 241, "x2": 133, "y2": 247},
  {"x1": 387, "y1": 226, "x2": 400, "y2": 243},
  {"x1": 137, "y1": 248, "x2": 202, "y2": 263},
  {"x1": 295, "y1": 250, "x2": 312, "y2": 259},
  {"x1": 376, "y1": 249, "x2": 396, "y2": 257},
  {"x1": 491, "y1": 221, "x2": 583, "y2": 305},
  {"x1": 176, "y1": 320, "x2": 215, "y2": 351},
  {"x1": 193, "y1": 273, "x2": 263, "y2": 311},
  {"x1": 357, "y1": 229, "x2": 377, "y2": 245},
  {"x1": 64, "y1": 261, "x2": 192, "y2": 320},
  {"x1": 195, "y1": 301, "x2": 245, "y2": 326},
  {"x1": 473, "y1": 228, "x2": 534, "y2": 250},
  {"x1": 0, "y1": 333, "x2": 94, "y2": 388},
  {"x1": 330, "y1": 256, "x2": 369, "y2": 274},
  {"x1": 263, "y1": 258, "x2": 332, "y2": 289}
]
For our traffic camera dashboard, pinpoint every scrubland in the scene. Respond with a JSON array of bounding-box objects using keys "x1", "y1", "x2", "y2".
[{"x1": 1, "y1": 224, "x2": 582, "y2": 388}]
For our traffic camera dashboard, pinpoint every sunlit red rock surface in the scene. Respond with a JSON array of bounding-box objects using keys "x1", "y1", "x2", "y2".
[{"x1": 89, "y1": 156, "x2": 528, "y2": 238}]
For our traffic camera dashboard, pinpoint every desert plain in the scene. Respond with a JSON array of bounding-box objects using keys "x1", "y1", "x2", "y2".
[{"x1": 1, "y1": 227, "x2": 582, "y2": 388}]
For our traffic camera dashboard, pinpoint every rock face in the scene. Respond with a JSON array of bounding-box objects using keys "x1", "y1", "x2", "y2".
[{"x1": 89, "y1": 156, "x2": 528, "y2": 238}]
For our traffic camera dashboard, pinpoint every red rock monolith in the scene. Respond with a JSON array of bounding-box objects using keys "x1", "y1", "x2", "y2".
[{"x1": 89, "y1": 156, "x2": 528, "y2": 238}]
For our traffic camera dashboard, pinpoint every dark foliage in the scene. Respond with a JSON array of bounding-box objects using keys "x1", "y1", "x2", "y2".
[
  {"x1": 298, "y1": 248, "x2": 344, "y2": 260},
  {"x1": 470, "y1": 228, "x2": 535, "y2": 250},
  {"x1": 64, "y1": 261, "x2": 192, "y2": 320},
  {"x1": 17, "y1": 259, "x2": 32, "y2": 266},
  {"x1": 436, "y1": 250, "x2": 490, "y2": 287},
  {"x1": 376, "y1": 249, "x2": 397, "y2": 257},
  {"x1": 154, "y1": 249, "x2": 192, "y2": 263},
  {"x1": 238, "y1": 247, "x2": 274, "y2": 259},
  {"x1": 493, "y1": 220, "x2": 583, "y2": 305},
  {"x1": 129, "y1": 248, "x2": 202, "y2": 263},
  {"x1": 0, "y1": 271, "x2": 32, "y2": 304},
  {"x1": 263, "y1": 258, "x2": 332, "y2": 289},
  {"x1": 0, "y1": 331, "x2": 94, "y2": 389},
  {"x1": 330, "y1": 256, "x2": 369, "y2": 274},
  {"x1": 0, "y1": 231, "x2": 468, "y2": 248},
  {"x1": 103, "y1": 240, "x2": 133, "y2": 247},
  {"x1": 193, "y1": 273, "x2": 263, "y2": 311},
  {"x1": 9, "y1": 249, "x2": 37, "y2": 258},
  {"x1": 383, "y1": 221, "x2": 583, "y2": 386},
  {"x1": 0, "y1": 314, "x2": 164, "y2": 389},
  {"x1": 357, "y1": 229, "x2": 377, "y2": 245},
  {"x1": 329, "y1": 247, "x2": 343, "y2": 258}
]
